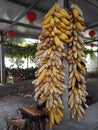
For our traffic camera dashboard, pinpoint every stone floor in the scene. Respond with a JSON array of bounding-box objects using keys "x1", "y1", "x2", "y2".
[
  {"x1": 0, "y1": 94, "x2": 35, "y2": 130},
  {"x1": 0, "y1": 77, "x2": 98, "y2": 130}
]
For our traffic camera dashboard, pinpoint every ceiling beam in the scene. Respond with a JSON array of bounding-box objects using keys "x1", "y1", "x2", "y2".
[
  {"x1": 0, "y1": 18, "x2": 41, "y2": 31},
  {"x1": 15, "y1": 31, "x2": 39, "y2": 39},
  {"x1": 0, "y1": 30, "x2": 39, "y2": 39},
  {"x1": 6, "y1": 0, "x2": 47, "y2": 13},
  {"x1": 85, "y1": 23, "x2": 98, "y2": 30},
  {"x1": 3, "y1": 0, "x2": 40, "y2": 35},
  {"x1": 86, "y1": 0, "x2": 98, "y2": 8},
  {"x1": 75, "y1": 0, "x2": 98, "y2": 15}
]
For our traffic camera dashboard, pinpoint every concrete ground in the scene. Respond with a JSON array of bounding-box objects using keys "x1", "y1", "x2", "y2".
[
  {"x1": 0, "y1": 94, "x2": 35, "y2": 130},
  {"x1": 86, "y1": 77, "x2": 98, "y2": 103},
  {"x1": 0, "y1": 77, "x2": 98, "y2": 130}
]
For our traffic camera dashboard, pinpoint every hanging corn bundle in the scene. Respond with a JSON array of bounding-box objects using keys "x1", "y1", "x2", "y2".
[
  {"x1": 32, "y1": 2, "x2": 72, "y2": 128},
  {"x1": 67, "y1": 3, "x2": 88, "y2": 121}
]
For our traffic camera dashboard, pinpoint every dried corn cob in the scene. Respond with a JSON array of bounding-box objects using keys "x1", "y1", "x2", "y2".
[{"x1": 67, "y1": 3, "x2": 88, "y2": 121}]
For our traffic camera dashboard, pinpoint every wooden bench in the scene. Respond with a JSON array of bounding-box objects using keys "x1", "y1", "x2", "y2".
[
  {"x1": 19, "y1": 105, "x2": 48, "y2": 130},
  {"x1": 5, "y1": 118, "x2": 29, "y2": 130}
]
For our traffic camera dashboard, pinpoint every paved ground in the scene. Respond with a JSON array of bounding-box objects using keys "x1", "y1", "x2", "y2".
[
  {"x1": 86, "y1": 78, "x2": 98, "y2": 103},
  {"x1": 0, "y1": 93, "x2": 35, "y2": 130},
  {"x1": 0, "y1": 77, "x2": 98, "y2": 130}
]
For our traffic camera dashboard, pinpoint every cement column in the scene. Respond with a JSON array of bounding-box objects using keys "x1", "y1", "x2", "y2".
[
  {"x1": 54, "y1": 0, "x2": 69, "y2": 129},
  {"x1": 0, "y1": 35, "x2": 5, "y2": 84}
]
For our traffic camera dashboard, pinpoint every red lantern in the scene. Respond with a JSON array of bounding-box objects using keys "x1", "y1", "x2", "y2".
[
  {"x1": 7, "y1": 30, "x2": 15, "y2": 37},
  {"x1": 90, "y1": 43, "x2": 95, "y2": 47},
  {"x1": 89, "y1": 30, "x2": 96, "y2": 37},
  {"x1": 26, "y1": 11, "x2": 37, "y2": 22},
  {"x1": 24, "y1": 55, "x2": 27, "y2": 59}
]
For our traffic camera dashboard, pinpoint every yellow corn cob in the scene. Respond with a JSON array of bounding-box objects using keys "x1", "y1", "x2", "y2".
[
  {"x1": 38, "y1": 68, "x2": 47, "y2": 81},
  {"x1": 51, "y1": 61, "x2": 55, "y2": 66},
  {"x1": 60, "y1": 22, "x2": 67, "y2": 28},
  {"x1": 54, "y1": 35, "x2": 61, "y2": 46},
  {"x1": 41, "y1": 16, "x2": 52, "y2": 26},
  {"x1": 54, "y1": 12, "x2": 62, "y2": 18},
  {"x1": 38, "y1": 81, "x2": 47, "y2": 90},
  {"x1": 43, "y1": 9, "x2": 54, "y2": 20},
  {"x1": 45, "y1": 37, "x2": 50, "y2": 43},
  {"x1": 71, "y1": 76, "x2": 76, "y2": 87},
  {"x1": 77, "y1": 51, "x2": 82, "y2": 58},
  {"x1": 77, "y1": 58, "x2": 81, "y2": 63},
  {"x1": 54, "y1": 2, "x2": 60, "y2": 11},
  {"x1": 67, "y1": 53, "x2": 73, "y2": 60},
  {"x1": 48, "y1": 120, "x2": 53, "y2": 129},
  {"x1": 54, "y1": 16, "x2": 60, "y2": 23},
  {"x1": 73, "y1": 4, "x2": 83, "y2": 16},
  {"x1": 65, "y1": 36, "x2": 73, "y2": 43},
  {"x1": 58, "y1": 33, "x2": 68, "y2": 42},
  {"x1": 56, "y1": 95, "x2": 63, "y2": 105},
  {"x1": 59, "y1": 8, "x2": 71, "y2": 19},
  {"x1": 69, "y1": 17, "x2": 73, "y2": 24},
  {"x1": 75, "y1": 22, "x2": 84, "y2": 31},
  {"x1": 52, "y1": 86, "x2": 58, "y2": 93},
  {"x1": 74, "y1": 71, "x2": 80, "y2": 81},
  {"x1": 35, "y1": 50, "x2": 44, "y2": 57},
  {"x1": 50, "y1": 110, "x2": 55, "y2": 124},
  {"x1": 73, "y1": 88, "x2": 78, "y2": 94},
  {"x1": 78, "y1": 83, "x2": 85, "y2": 91},
  {"x1": 57, "y1": 108, "x2": 64, "y2": 118},
  {"x1": 77, "y1": 62, "x2": 85, "y2": 73},
  {"x1": 78, "y1": 35, "x2": 84, "y2": 44},
  {"x1": 58, "y1": 104, "x2": 64, "y2": 109},
  {"x1": 61, "y1": 18, "x2": 70, "y2": 25},
  {"x1": 53, "y1": 77, "x2": 58, "y2": 84},
  {"x1": 50, "y1": 51, "x2": 54, "y2": 59},
  {"x1": 48, "y1": 27, "x2": 52, "y2": 32},
  {"x1": 60, "y1": 28, "x2": 66, "y2": 33},
  {"x1": 77, "y1": 16, "x2": 84, "y2": 22},
  {"x1": 50, "y1": 18, "x2": 55, "y2": 27},
  {"x1": 43, "y1": 30, "x2": 50, "y2": 36},
  {"x1": 48, "y1": 69, "x2": 52, "y2": 76},
  {"x1": 50, "y1": 37, "x2": 54, "y2": 42},
  {"x1": 47, "y1": 47, "x2": 52, "y2": 55},
  {"x1": 54, "y1": 114, "x2": 60, "y2": 124},
  {"x1": 60, "y1": 22, "x2": 71, "y2": 31},
  {"x1": 53, "y1": 67, "x2": 57, "y2": 76},
  {"x1": 61, "y1": 52, "x2": 66, "y2": 58},
  {"x1": 53, "y1": 99, "x2": 58, "y2": 105},
  {"x1": 51, "y1": 31, "x2": 55, "y2": 36},
  {"x1": 72, "y1": 8, "x2": 79, "y2": 18},
  {"x1": 59, "y1": 41, "x2": 64, "y2": 49},
  {"x1": 42, "y1": 23, "x2": 51, "y2": 29},
  {"x1": 53, "y1": 26, "x2": 61, "y2": 34},
  {"x1": 65, "y1": 30, "x2": 72, "y2": 36},
  {"x1": 54, "y1": 23, "x2": 61, "y2": 30},
  {"x1": 72, "y1": 46, "x2": 77, "y2": 52}
]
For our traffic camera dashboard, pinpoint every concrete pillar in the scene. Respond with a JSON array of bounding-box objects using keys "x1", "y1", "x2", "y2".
[
  {"x1": 57, "y1": 0, "x2": 64, "y2": 7},
  {"x1": 53, "y1": 0, "x2": 69, "y2": 129}
]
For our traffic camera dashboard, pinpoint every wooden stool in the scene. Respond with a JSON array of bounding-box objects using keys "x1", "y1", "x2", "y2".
[
  {"x1": 19, "y1": 105, "x2": 48, "y2": 130},
  {"x1": 5, "y1": 118, "x2": 28, "y2": 130}
]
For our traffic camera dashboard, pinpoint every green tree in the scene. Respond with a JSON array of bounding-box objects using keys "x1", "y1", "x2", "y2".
[
  {"x1": 4, "y1": 36, "x2": 37, "y2": 59},
  {"x1": 4, "y1": 36, "x2": 25, "y2": 45}
]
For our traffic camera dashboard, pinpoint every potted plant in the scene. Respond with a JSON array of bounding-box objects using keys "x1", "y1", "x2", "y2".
[
  {"x1": 10, "y1": 68, "x2": 21, "y2": 83},
  {"x1": 9, "y1": 58, "x2": 24, "y2": 83}
]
